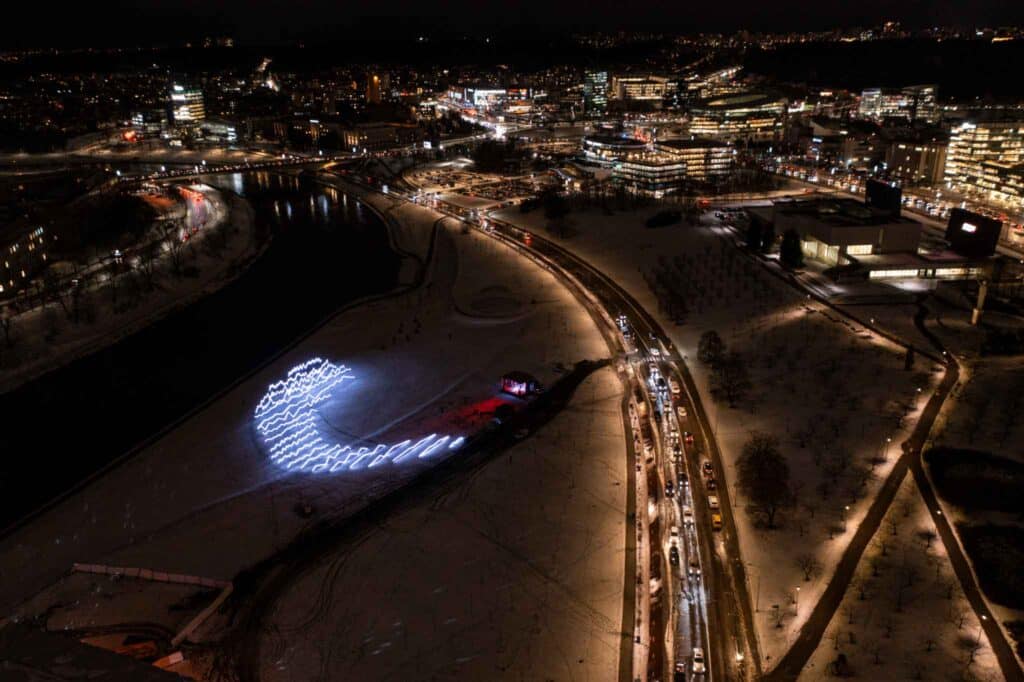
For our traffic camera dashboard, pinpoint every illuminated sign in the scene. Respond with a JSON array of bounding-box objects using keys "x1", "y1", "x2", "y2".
[
  {"x1": 254, "y1": 358, "x2": 464, "y2": 472},
  {"x1": 962, "y1": 222, "x2": 977, "y2": 234}
]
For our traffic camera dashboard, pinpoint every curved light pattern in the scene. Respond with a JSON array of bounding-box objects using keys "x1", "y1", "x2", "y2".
[{"x1": 254, "y1": 358, "x2": 464, "y2": 473}]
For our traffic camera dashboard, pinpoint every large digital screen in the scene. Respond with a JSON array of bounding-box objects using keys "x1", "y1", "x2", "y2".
[{"x1": 945, "y1": 208, "x2": 1001, "y2": 257}]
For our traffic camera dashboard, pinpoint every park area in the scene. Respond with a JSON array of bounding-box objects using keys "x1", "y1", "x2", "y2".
[{"x1": 494, "y1": 200, "x2": 947, "y2": 670}]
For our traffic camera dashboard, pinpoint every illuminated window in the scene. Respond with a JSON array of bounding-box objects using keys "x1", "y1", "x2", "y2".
[{"x1": 847, "y1": 244, "x2": 873, "y2": 255}]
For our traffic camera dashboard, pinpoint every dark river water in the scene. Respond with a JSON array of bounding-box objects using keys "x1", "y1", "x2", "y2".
[{"x1": 0, "y1": 171, "x2": 400, "y2": 529}]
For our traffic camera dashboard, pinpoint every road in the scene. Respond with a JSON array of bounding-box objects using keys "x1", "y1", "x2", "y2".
[{"x1": 352, "y1": 173, "x2": 760, "y2": 682}]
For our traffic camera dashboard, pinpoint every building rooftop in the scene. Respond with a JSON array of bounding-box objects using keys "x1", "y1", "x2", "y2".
[
  {"x1": 773, "y1": 196, "x2": 919, "y2": 227},
  {"x1": 695, "y1": 92, "x2": 782, "y2": 110},
  {"x1": 658, "y1": 137, "x2": 731, "y2": 150},
  {"x1": 0, "y1": 622, "x2": 186, "y2": 681},
  {"x1": 582, "y1": 134, "x2": 647, "y2": 148}
]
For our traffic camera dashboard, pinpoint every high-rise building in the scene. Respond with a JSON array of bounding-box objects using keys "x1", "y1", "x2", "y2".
[
  {"x1": 169, "y1": 83, "x2": 206, "y2": 124},
  {"x1": 903, "y1": 85, "x2": 938, "y2": 123},
  {"x1": 582, "y1": 70, "x2": 608, "y2": 115},
  {"x1": 945, "y1": 120, "x2": 1024, "y2": 210},
  {"x1": 857, "y1": 85, "x2": 937, "y2": 123},
  {"x1": 366, "y1": 73, "x2": 389, "y2": 104}
]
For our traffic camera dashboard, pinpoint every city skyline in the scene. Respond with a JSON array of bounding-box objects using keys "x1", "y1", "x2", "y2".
[{"x1": 8, "y1": 1, "x2": 1024, "y2": 47}]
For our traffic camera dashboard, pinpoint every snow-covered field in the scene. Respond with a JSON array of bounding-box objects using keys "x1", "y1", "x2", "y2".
[
  {"x1": 494, "y1": 204, "x2": 943, "y2": 669},
  {"x1": 927, "y1": 355, "x2": 1024, "y2": 669},
  {"x1": 798, "y1": 475, "x2": 1001, "y2": 681},
  {"x1": 0, "y1": 186, "x2": 624, "y2": 679},
  {"x1": 257, "y1": 366, "x2": 627, "y2": 681}
]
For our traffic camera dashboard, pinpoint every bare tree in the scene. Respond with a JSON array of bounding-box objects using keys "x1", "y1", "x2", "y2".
[
  {"x1": 796, "y1": 553, "x2": 822, "y2": 581},
  {"x1": 737, "y1": 432, "x2": 793, "y2": 528},
  {"x1": 161, "y1": 220, "x2": 187, "y2": 276},
  {"x1": 711, "y1": 350, "x2": 752, "y2": 407}
]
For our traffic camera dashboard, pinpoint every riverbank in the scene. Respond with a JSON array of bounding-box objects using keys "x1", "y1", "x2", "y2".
[
  {"x1": 0, "y1": 187, "x2": 264, "y2": 395},
  {"x1": 0, "y1": 171, "x2": 401, "y2": 531}
]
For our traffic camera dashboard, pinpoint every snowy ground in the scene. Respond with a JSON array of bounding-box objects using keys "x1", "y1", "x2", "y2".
[
  {"x1": 798, "y1": 475, "x2": 1002, "y2": 681},
  {"x1": 493, "y1": 203, "x2": 943, "y2": 669},
  {"x1": 15, "y1": 570, "x2": 212, "y2": 637},
  {"x1": 0, "y1": 182, "x2": 624, "y2": 679},
  {"x1": 0, "y1": 187, "x2": 262, "y2": 394},
  {"x1": 257, "y1": 366, "x2": 627, "y2": 682},
  {"x1": 927, "y1": 354, "x2": 1024, "y2": 668}
]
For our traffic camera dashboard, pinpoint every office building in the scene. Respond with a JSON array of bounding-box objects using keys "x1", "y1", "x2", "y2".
[
  {"x1": 688, "y1": 92, "x2": 786, "y2": 141},
  {"x1": 583, "y1": 70, "x2": 609, "y2": 115},
  {"x1": 579, "y1": 135, "x2": 734, "y2": 195},
  {"x1": 945, "y1": 120, "x2": 1024, "y2": 211},
  {"x1": 199, "y1": 118, "x2": 239, "y2": 144},
  {"x1": 884, "y1": 130, "x2": 948, "y2": 184},
  {"x1": 130, "y1": 109, "x2": 168, "y2": 138},
  {"x1": 857, "y1": 85, "x2": 938, "y2": 123},
  {"x1": 756, "y1": 196, "x2": 922, "y2": 266},
  {"x1": 169, "y1": 83, "x2": 205, "y2": 124},
  {"x1": 609, "y1": 75, "x2": 676, "y2": 103}
]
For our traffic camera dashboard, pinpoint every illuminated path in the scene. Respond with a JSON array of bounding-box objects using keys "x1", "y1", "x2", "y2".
[{"x1": 254, "y1": 358, "x2": 464, "y2": 473}]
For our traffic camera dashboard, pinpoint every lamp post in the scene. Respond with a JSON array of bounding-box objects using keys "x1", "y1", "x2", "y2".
[
  {"x1": 795, "y1": 586, "x2": 801, "y2": 614},
  {"x1": 884, "y1": 436, "x2": 892, "y2": 461},
  {"x1": 842, "y1": 505, "x2": 850, "y2": 532}
]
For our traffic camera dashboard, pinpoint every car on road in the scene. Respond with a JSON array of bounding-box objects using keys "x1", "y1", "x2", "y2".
[
  {"x1": 670, "y1": 525, "x2": 680, "y2": 539},
  {"x1": 684, "y1": 431, "x2": 695, "y2": 445},
  {"x1": 708, "y1": 495, "x2": 720, "y2": 510},
  {"x1": 677, "y1": 405, "x2": 687, "y2": 419},
  {"x1": 669, "y1": 545, "x2": 680, "y2": 565},
  {"x1": 711, "y1": 513, "x2": 723, "y2": 531},
  {"x1": 665, "y1": 481, "x2": 675, "y2": 498},
  {"x1": 674, "y1": 661, "x2": 687, "y2": 681},
  {"x1": 683, "y1": 505, "x2": 694, "y2": 525},
  {"x1": 688, "y1": 558, "x2": 701, "y2": 577},
  {"x1": 649, "y1": 347, "x2": 661, "y2": 358},
  {"x1": 702, "y1": 460, "x2": 713, "y2": 477},
  {"x1": 706, "y1": 477, "x2": 717, "y2": 491},
  {"x1": 693, "y1": 647, "x2": 706, "y2": 674}
]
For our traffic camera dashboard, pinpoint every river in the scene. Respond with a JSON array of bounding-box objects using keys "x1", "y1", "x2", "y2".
[{"x1": 0, "y1": 170, "x2": 400, "y2": 529}]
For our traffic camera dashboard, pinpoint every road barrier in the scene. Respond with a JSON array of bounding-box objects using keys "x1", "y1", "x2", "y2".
[{"x1": 71, "y1": 562, "x2": 230, "y2": 589}]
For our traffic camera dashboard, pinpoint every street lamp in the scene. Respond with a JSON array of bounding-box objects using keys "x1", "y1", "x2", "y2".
[
  {"x1": 885, "y1": 437, "x2": 892, "y2": 460},
  {"x1": 842, "y1": 505, "x2": 850, "y2": 532},
  {"x1": 795, "y1": 586, "x2": 801, "y2": 613}
]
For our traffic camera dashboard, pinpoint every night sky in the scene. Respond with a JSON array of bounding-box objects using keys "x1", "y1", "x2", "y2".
[{"x1": 11, "y1": 0, "x2": 1024, "y2": 47}]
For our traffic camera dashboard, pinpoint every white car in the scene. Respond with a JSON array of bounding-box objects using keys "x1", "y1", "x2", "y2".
[
  {"x1": 693, "y1": 647, "x2": 706, "y2": 674},
  {"x1": 682, "y1": 505, "x2": 694, "y2": 525},
  {"x1": 708, "y1": 495, "x2": 720, "y2": 510}
]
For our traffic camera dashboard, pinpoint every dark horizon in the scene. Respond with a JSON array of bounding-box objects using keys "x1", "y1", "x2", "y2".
[{"x1": 8, "y1": 0, "x2": 1024, "y2": 49}]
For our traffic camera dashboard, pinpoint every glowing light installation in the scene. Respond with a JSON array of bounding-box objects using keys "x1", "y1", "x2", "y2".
[{"x1": 254, "y1": 358, "x2": 464, "y2": 473}]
